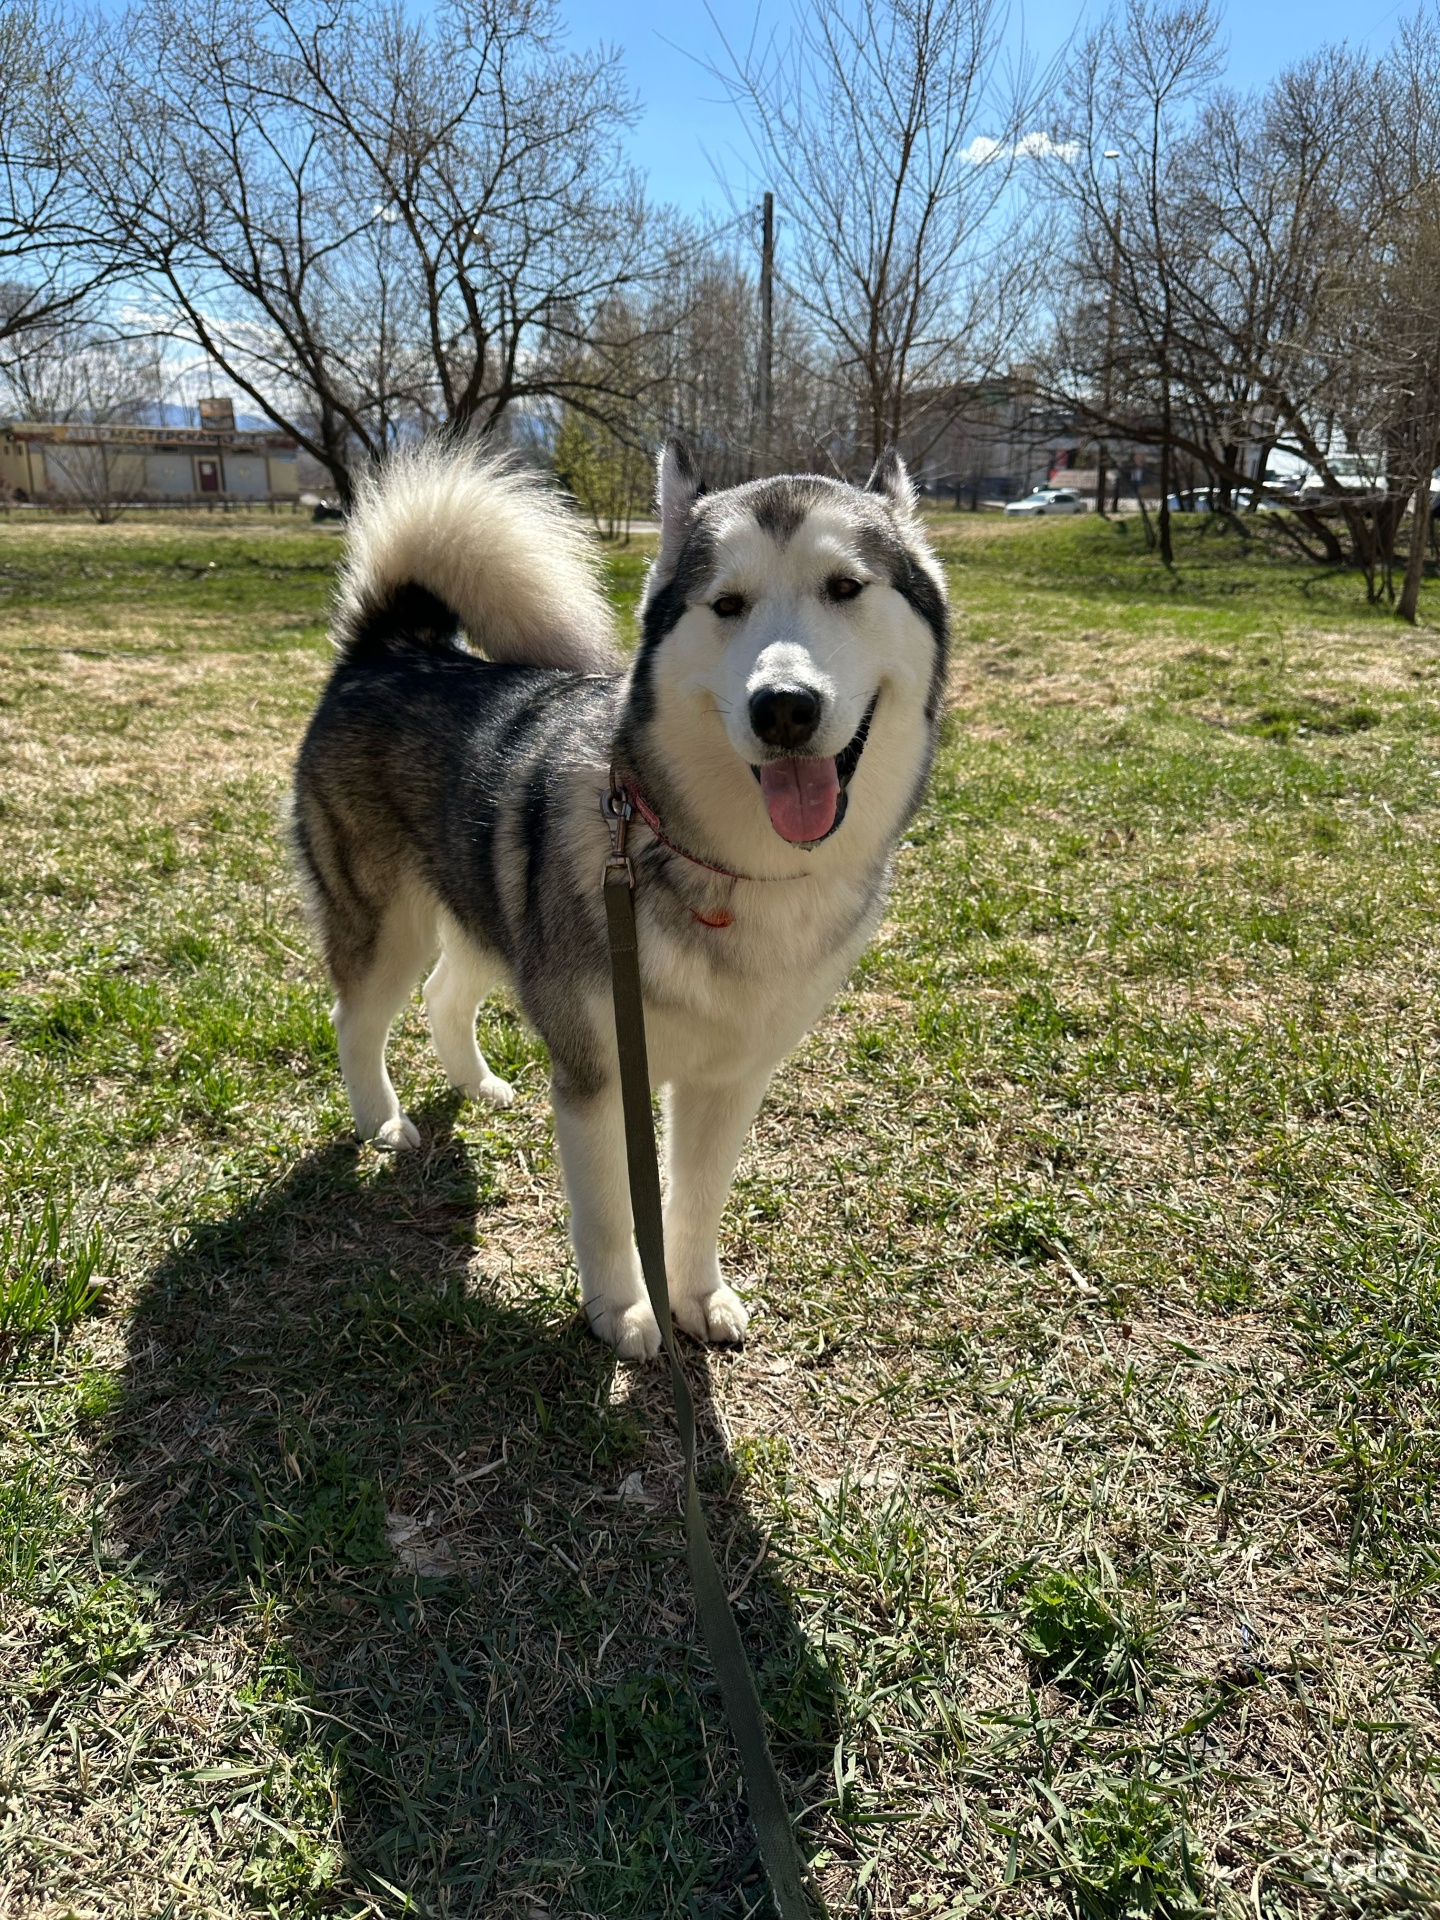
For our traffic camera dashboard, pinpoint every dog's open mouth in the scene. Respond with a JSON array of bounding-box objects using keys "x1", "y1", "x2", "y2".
[{"x1": 751, "y1": 694, "x2": 878, "y2": 846}]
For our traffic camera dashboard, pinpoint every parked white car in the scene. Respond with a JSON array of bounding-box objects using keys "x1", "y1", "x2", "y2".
[
  {"x1": 1295, "y1": 455, "x2": 1386, "y2": 505},
  {"x1": 1004, "y1": 487, "x2": 1087, "y2": 516}
]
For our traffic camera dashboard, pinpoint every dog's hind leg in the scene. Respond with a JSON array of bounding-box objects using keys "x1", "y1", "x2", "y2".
[
  {"x1": 423, "y1": 927, "x2": 515, "y2": 1109},
  {"x1": 333, "y1": 894, "x2": 436, "y2": 1151},
  {"x1": 660, "y1": 1069, "x2": 771, "y2": 1346}
]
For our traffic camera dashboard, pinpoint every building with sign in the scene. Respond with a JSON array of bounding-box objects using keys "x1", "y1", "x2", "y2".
[{"x1": 0, "y1": 416, "x2": 301, "y2": 505}]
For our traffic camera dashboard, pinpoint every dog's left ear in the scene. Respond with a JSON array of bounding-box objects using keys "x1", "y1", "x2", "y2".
[
  {"x1": 865, "y1": 446, "x2": 917, "y2": 517},
  {"x1": 655, "y1": 436, "x2": 701, "y2": 580}
]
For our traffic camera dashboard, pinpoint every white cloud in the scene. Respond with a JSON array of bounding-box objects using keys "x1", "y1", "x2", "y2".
[{"x1": 963, "y1": 132, "x2": 1080, "y2": 165}]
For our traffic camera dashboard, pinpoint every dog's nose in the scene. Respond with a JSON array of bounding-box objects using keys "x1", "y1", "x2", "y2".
[{"x1": 749, "y1": 685, "x2": 822, "y2": 749}]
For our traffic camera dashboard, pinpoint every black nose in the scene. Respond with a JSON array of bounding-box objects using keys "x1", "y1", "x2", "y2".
[{"x1": 749, "y1": 685, "x2": 822, "y2": 749}]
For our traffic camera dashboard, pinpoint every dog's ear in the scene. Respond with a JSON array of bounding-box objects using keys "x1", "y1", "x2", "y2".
[
  {"x1": 865, "y1": 446, "x2": 917, "y2": 518},
  {"x1": 655, "y1": 436, "x2": 701, "y2": 578}
]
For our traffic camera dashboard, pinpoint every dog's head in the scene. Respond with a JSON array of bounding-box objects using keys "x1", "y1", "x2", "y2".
[{"x1": 624, "y1": 441, "x2": 949, "y2": 857}]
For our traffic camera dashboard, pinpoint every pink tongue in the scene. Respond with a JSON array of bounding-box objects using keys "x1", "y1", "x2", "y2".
[{"x1": 759, "y1": 757, "x2": 840, "y2": 843}]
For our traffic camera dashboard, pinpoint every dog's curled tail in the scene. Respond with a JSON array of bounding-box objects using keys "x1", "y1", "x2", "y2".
[{"x1": 333, "y1": 440, "x2": 620, "y2": 672}]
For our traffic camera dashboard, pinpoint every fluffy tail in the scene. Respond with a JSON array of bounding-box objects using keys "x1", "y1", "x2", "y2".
[{"x1": 333, "y1": 440, "x2": 619, "y2": 672}]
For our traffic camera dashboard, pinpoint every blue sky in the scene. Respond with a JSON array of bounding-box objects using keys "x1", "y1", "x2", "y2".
[{"x1": 558, "y1": 0, "x2": 1416, "y2": 218}]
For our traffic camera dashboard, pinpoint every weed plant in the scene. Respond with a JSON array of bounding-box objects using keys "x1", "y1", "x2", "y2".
[{"x1": 1014, "y1": 1564, "x2": 1157, "y2": 1712}]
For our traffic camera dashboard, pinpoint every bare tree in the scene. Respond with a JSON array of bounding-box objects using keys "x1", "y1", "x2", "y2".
[
  {"x1": 83, "y1": 0, "x2": 661, "y2": 502},
  {"x1": 711, "y1": 0, "x2": 1048, "y2": 472},
  {"x1": 1041, "y1": 17, "x2": 1435, "y2": 590},
  {"x1": 1177, "y1": 56, "x2": 1372, "y2": 519},
  {"x1": 1383, "y1": 219, "x2": 1440, "y2": 622},
  {"x1": 1368, "y1": 11, "x2": 1440, "y2": 622},
  {"x1": 1052, "y1": 0, "x2": 1222, "y2": 563},
  {"x1": 0, "y1": 321, "x2": 165, "y2": 521},
  {"x1": 1182, "y1": 56, "x2": 1403, "y2": 584},
  {"x1": 552, "y1": 221, "x2": 840, "y2": 517},
  {"x1": 637, "y1": 227, "x2": 836, "y2": 484},
  {"x1": 0, "y1": 1, "x2": 115, "y2": 350},
  {"x1": 1124, "y1": 34, "x2": 1435, "y2": 606}
]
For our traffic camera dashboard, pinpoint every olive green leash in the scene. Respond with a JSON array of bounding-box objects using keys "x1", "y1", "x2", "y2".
[{"x1": 601, "y1": 783, "x2": 814, "y2": 1919}]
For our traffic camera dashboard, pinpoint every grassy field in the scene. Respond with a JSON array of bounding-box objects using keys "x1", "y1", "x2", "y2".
[{"x1": 2, "y1": 503, "x2": 1440, "y2": 1919}]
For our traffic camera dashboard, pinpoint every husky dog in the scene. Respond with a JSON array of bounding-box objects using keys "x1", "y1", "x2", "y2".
[{"x1": 291, "y1": 440, "x2": 948, "y2": 1358}]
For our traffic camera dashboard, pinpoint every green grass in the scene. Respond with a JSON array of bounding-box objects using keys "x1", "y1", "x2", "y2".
[
  {"x1": 0, "y1": 1195, "x2": 106, "y2": 1361},
  {"x1": 3, "y1": 507, "x2": 1440, "y2": 1916}
]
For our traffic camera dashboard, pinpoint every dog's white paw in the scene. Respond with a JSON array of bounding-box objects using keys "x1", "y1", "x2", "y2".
[
  {"x1": 587, "y1": 1297, "x2": 662, "y2": 1361},
  {"x1": 672, "y1": 1282, "x2": 749, "y2": 1348},
  {"x1": 369, "y1": 1113, "x2": 421, "y2": 1152},
  {"x1": 472, "y1": 1073, "x2": 514, "y2": 1109}
]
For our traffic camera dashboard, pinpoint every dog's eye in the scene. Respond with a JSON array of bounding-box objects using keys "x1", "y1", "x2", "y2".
[
  {"x1": 711, "y1": 593, "x2": 746, "y2": 619},
  {"x1": 828, "y1": 576, "x2": 865, "y2": 602}
]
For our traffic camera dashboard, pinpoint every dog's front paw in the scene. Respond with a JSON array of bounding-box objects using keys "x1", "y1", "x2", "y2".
[
  {"x1": 369, "y1": 1113, "x2": 421, "y2": 1151},
  {"x1": 587, "y1": 1296, "x2": 662, "y2": 1361},
  {"x1": 473, "y1": 1073, "x2": 514, "y2": 1109},
  {"x1": 672, "y1": 1282, "x2": 749, "y2": 1348}
]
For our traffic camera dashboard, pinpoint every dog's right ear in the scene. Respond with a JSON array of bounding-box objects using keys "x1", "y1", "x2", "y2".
[
  {"x1": 654, "y1": 436, "x2": 700, "y2": 581},
  {"x1": 865, "y1": 445, "x2": 918, "y2": 518}
]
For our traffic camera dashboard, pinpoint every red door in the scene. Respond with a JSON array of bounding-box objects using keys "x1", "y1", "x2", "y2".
[{"x1": 197, "y1": 458, "x2": 219, "y2": 494}]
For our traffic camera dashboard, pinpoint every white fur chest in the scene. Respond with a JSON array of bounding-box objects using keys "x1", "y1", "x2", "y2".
[{"x1": 635, "y1": 866, "x2": 884, "y2": 1085}]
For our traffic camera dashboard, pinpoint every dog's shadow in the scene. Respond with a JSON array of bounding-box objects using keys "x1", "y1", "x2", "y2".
[{"x1": 99, "y1": 1096, "x2": 831, "y2": 1918}]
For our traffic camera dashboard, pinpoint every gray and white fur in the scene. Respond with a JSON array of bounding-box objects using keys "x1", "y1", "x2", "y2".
[{"x1": 291, "y1": 438, "x2": 949, "y2": 1357}]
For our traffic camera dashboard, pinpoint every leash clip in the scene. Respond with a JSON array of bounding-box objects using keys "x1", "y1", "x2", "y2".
[{"x1": 602, "y1": 778, "x2": 634, "y2": 889}]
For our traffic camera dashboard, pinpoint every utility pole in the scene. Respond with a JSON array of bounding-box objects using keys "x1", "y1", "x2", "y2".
[
  {"x1": 758, "y1": 191, "x2": 774, "y2": 476},
  {"x1": 1096, "y1": 151, "x2": 1121, "y2": 517}
]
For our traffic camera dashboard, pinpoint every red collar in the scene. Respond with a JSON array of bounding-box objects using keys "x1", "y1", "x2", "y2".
[
  {"x1": 625, "y1": 785, "x2": 752, "y2": 882},
  {"x1": 612, "y1": 778, "x2": 809, "y2": 922}
]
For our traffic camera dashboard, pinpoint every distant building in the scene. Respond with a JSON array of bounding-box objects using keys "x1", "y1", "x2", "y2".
[
  {"x1": 898, "y1": 370, "x2": 1079, "y2": 502},
  {"x1": 0, "y1": 418, "x2": 301, "y2": 505}
]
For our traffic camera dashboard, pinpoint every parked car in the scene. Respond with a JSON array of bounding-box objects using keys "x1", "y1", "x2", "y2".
[
  {"x1": 1259, "y1": 467, "x2": 1305, "y2": 503},
  {"x1": 1295, "y1": 455, "x2": 1386, "y2": 506},
  {"x1": 1004, "y1": 487, "x2": 1086, "y2": 516},
  {"x1": 1174, "y1": 487, "x2": 1273, "y2": 512}
]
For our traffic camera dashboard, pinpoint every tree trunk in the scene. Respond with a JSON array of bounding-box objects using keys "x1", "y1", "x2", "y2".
[
  {"x1": 1135, "y1": 480, "x2": 1155, "y2": 549},
  {"x1": 1158, "y1": 437, "x2": 1173, "y2": 566},
  {"x1": 1340, "y1": 502, "x2": 1379, "y2": 601},
  {"x1": 1290, "y1": 509, "x2": 1344, "y2": 565},
  {"x1": 1157, "y1": 368, "x2": 1174, "y2": 566},
  {"x1": 1218, "y1": 442, "x2": 1237, "y2": 511},
  {"x1": 1399, "y1": 474, "x2": 1433, "y2": 624},
  {"x1": 1380, "y1": 496, "x2": 1403, "y2": 603}
]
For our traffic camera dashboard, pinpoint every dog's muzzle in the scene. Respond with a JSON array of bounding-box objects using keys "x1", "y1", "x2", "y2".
[{"x1": 749, "y1": 693, "x2": 879, "y2": 846}]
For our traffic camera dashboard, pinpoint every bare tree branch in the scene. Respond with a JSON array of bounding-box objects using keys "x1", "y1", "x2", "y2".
[
  {"x1": 708, "y1": 0, "x2": 1052, "y2": 470},
  {"x1": 81, "y1": 0, "x2": 665, "y2": 501},
  {"x1": 0, "y1": 2, "x2": 117, "y2": 351}
]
